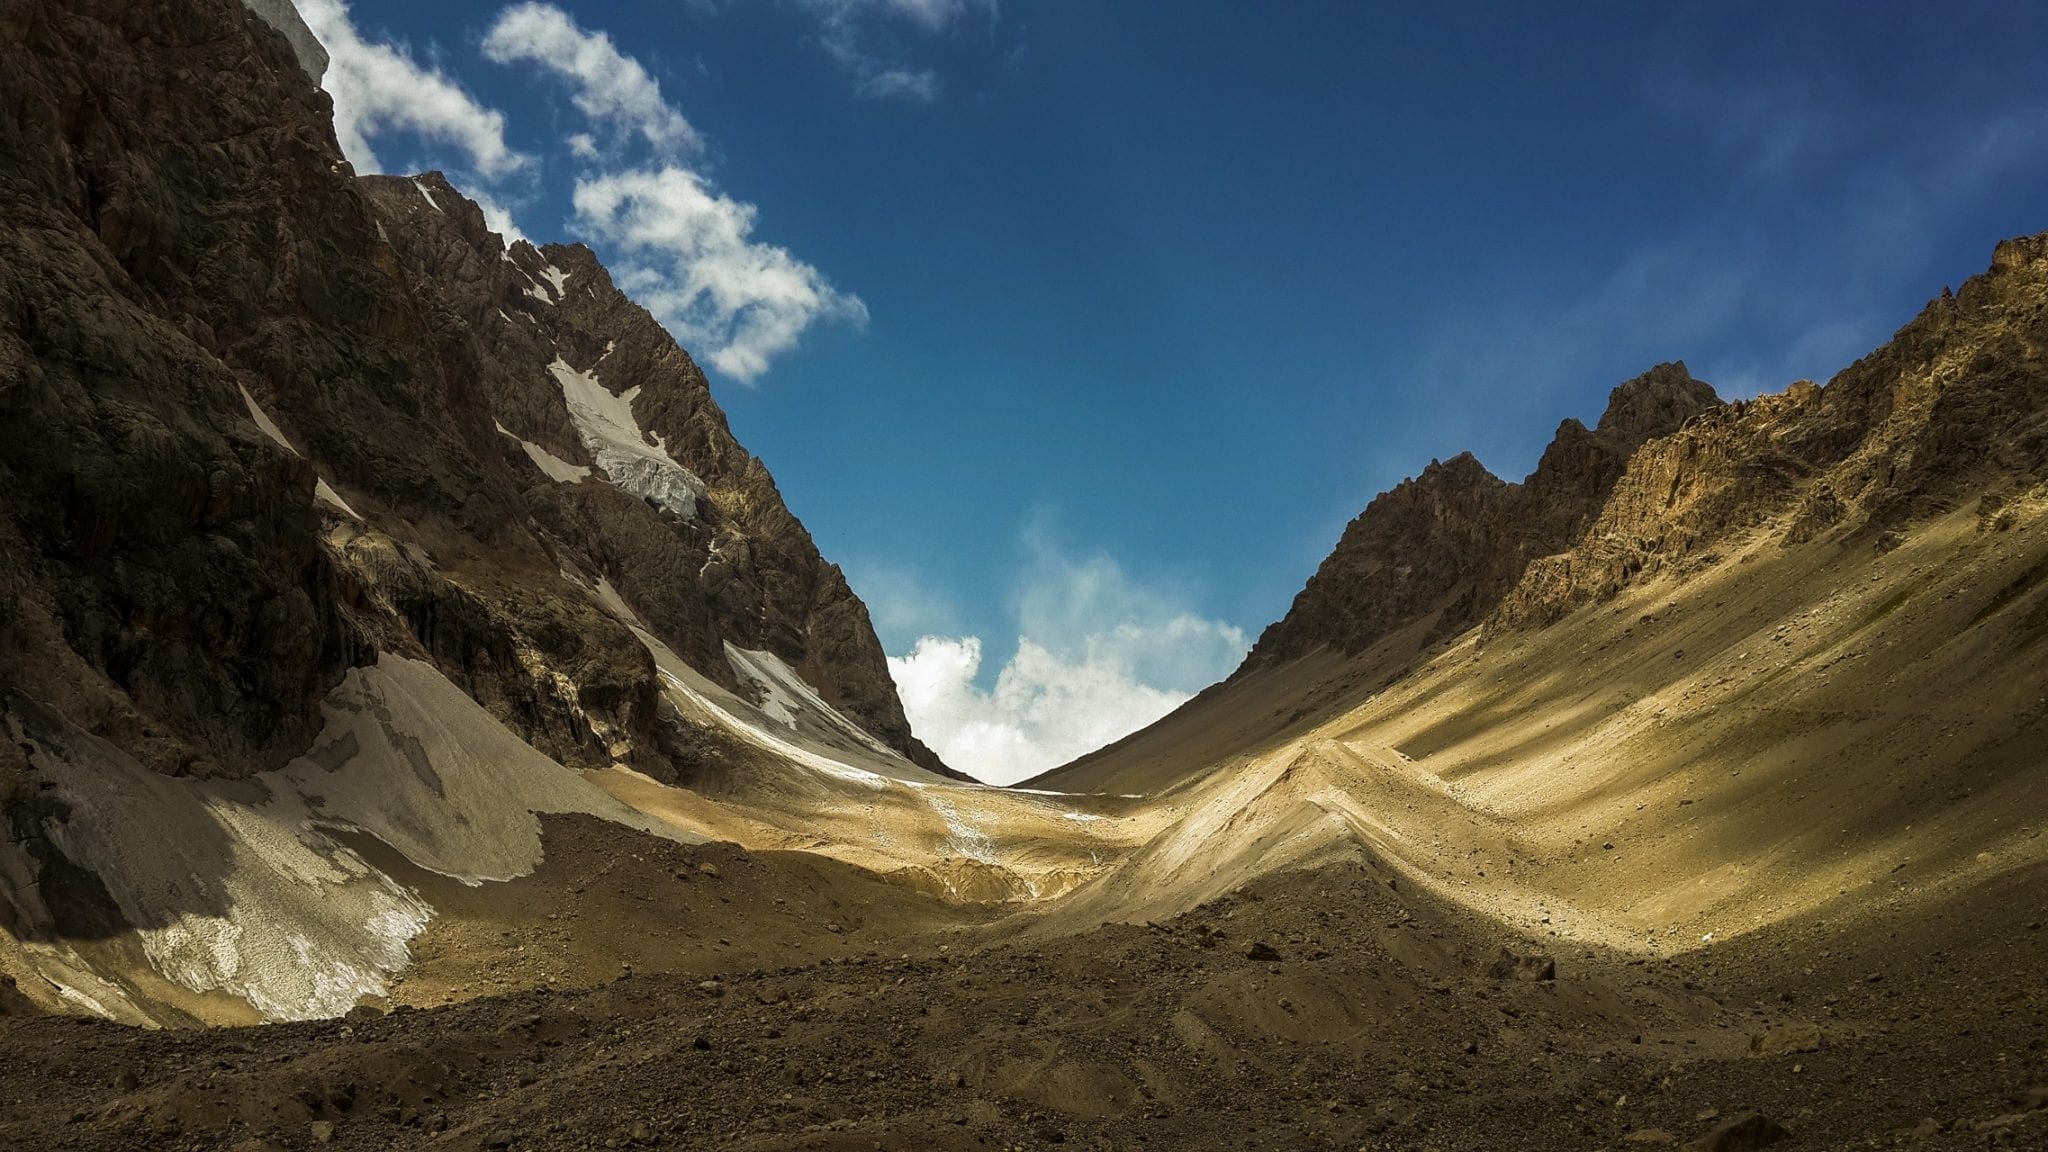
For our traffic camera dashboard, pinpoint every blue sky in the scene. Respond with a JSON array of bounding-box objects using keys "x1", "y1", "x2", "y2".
[{"x1": 297, "y1": 0, "x2": 2048, "y2": 782}]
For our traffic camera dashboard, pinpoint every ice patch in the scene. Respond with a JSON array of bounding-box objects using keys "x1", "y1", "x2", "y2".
[
  {"x1": 241, "y1": 385, "x2": 362, "y2": 520},
  {"x1": 238, "y1": 384, "x2": 299, "y2": 456},
  {"x1": 725, "y1": 645, "x2": 902, "y2": 758},
  {"x1": 5, "y1": 656, "x2": 693, "y2": 1021},
  {"x1": 495, "y1": 421, "x2": 591, "y2": 484},
  {"x1": 549, "y1": 357, "x2": 707, "y2": 518},
  {"x1": 314, "y1": 478, "x2": 362, "y2": 520},
  {"x1": 659, "y1": 668, "x2": 889, "y2": 790}
]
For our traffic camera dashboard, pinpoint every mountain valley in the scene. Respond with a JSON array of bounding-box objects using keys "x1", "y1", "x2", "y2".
[{"x1": 0, "y1": 2, "x2": 2044, "y2": 1150}]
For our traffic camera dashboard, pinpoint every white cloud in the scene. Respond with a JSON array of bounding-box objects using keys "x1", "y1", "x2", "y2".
[
  {"x1": 481, "y1": 3, "x2": 701, "y2": 155},
  {"x1": 572, "y1": 166, "x2": 868, "y2": 381},
  {"x1": 468, "y1": 188, "x2": 531, "y2": 248},
  {"x1": 886, "y1": 541, "x2": 1248, "y2": 785},
  {"x1": 295, "y1": 0, "x2": 527, "y2": 179},
  {"x1": 795, "y1": 0, "x2": 991, "y2": 100},
  {"x1": 892, "y1": 637, "x2": 1191, "y2": 786},
  {"x1": 295, "y1": 2, "x2": 864, "y2": 382},
  {"x1": 801, "y1": 0, "x2": 982, "y2": 33},
  {"x1": 854, "y1": 67, "x2": 939, "y2": 102}
]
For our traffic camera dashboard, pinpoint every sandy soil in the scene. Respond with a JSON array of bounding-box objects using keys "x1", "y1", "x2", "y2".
[{"x1": 0, "y1": 831, "x2": 2040, "y2": 1151}]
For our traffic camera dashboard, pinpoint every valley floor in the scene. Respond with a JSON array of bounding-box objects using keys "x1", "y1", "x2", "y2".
[{"x1": 0, "y1": 815, "x2": 2042, "y2": 1152}]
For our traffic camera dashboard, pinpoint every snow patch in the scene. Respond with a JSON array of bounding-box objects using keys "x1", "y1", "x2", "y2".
[
  {"x1": 659, "y1": 668, "x2": 890, "y2": 790},
  {"x1": 413, "y1": 178, "x2": 441, "y2": 212},
  {"x1": 5, "y1": 656, "x2": 692, "y2": 1022},
  {"x1": 923, "y1": 790, "x2": 997, "y2": 863},
  {"x1": 725, "y1": 645, "x2": 902, "y2": 758},
  {"x1": 495, "y1": 421, "x2": 591, "y2": 484},
  {"x1": 539, "y1": 264, "x2": 570, "y2": 299},
  {"x1": 549, "y1": 357, "x2": 706, "y2": 518},
  {"x1": 238, "y1": 384, "x2": 299, "y2": 457},
  {"x1": 242, "y1": 385, "x2": 362, "y2": 520},
  {"x1": 48, "y1": 981, "x2": 116, "y2": 1020},
  {"x1": 314, "y1": 479, "x2": 362, "y2": 520}
]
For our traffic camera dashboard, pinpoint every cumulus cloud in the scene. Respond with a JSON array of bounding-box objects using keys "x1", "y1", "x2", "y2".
[
  {"x1": 481, "y1": 3, "x2": 701, "y2": 155},
  {"x1": 886, "y1": 542, "x2": 1248, "y2": 785},
  {"x1": 468, "y1": 188, "x2": 531, "y2": 248},
  {"x1": 297, "y1": 1, "x2": 867, "y2": 381},
  {"x1": 296, "y1": 0, "x2": 527, "y2": 179},
  {"x1": 572, "y1": 166, "x2": 868, "y2": 381},
  {"x1": 891, "y1": 638, "x2": 1191, "y2": 786}
]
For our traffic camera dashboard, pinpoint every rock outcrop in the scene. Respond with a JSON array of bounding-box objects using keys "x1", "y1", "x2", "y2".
[
  {"x1": 1245, "y1": 231, "x2": 2048, "y2": 679},
  {"x1": 0, "y1": 0, "x2": 945, "y2": 791},
  {"x1": 1493, "y1": 240, "x2": 2048, "y2": 630},
  {"x1": 1241, "y1": 363, "x2": 1720, "y2": 671}
]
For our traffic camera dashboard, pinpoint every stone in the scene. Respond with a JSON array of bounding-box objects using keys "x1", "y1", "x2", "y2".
[
  {"x1": 308, "y1": 1120, "x2": 336, "y2": 1144},
  {"x1": 1246, "y1": 942, "x2": 1283, "y2": 962},
  {"x1": 1746, "y1": 1021, "x2": 1821, "y2": 1058},
  {"x1": 1485, "y1": 947, "x2": 1557, "y2": 982},
  {"x1": 1683, "y1": 1112, "x2": 1790, "y2": 1152}
]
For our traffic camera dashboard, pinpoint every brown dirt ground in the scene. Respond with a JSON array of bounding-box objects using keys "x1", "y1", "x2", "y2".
[{"x1": 0, "y1": 815, "x2": 2041, "y2": 1152}]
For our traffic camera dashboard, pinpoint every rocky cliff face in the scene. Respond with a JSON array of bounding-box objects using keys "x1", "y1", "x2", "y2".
[
  {"x1": 357, "y1": 173, "x2": 946, "y2": 775},
  {"x1": 1241, "y1": 363, "x2": 1720, "y2": 671},
  {"x1": 1247, "y1": 233, "x2": 2048, "y2": 677},
  {"x1": 0, "y1": 0, "x2": 945, "y2": 802},
  {"x1": 1493, "y1": 241, "x2": 2048, "y2": 631}
]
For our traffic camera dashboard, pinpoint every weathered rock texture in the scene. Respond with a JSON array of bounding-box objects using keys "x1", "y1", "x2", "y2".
[
  {"x1": 0, "y1": 0, "x2": 944, "y2": 790},
  {"x1": 1242, "y1": 363, "x2": 1720, "y2": 671},
  {"x1": 1493, "y1": 247, "x2": 2048, "y2": 630},
  {"x1": 1247, "y1": 235, "x2": 2048, "y2": 675}
]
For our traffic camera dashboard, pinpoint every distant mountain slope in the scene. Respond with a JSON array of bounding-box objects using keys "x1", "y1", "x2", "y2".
[
  {"x1": 1241, "y1": 362, "x2": 1721, "y2": 673},
  {"x1": 1027, "y1": 239, "x2": 2048, "y2": 950},
  {"x1": 1034, "y1": 240, "x2": 2048, "y2": 801}
]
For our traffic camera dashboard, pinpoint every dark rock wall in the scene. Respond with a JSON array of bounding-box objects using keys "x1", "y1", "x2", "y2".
[{"x1": 0, "y1": 0, "x2": 944, "y2": 782}]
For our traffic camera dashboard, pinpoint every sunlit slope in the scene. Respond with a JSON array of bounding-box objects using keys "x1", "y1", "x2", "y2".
[
  {"x1": 1036, "y1": 491, "x2": 2048, "y2": 947},
  {"x1": 1038, "y1": 235, "x2": 2048, "y2": 944}
]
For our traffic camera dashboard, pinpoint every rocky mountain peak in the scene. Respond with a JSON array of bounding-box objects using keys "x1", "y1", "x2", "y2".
[
  {"x1": 1238, "y1": 365, "x2": 1721, "y2": 674},
  {"x1": 239, "y1": 0, "x2": 328, "y2": 83},
  {"x1": 1593, "y1": 361, "x2": 1720, "y2": 444},
  {"x1": 0, "y1": 0, "x2": 947, "y2": 787}
]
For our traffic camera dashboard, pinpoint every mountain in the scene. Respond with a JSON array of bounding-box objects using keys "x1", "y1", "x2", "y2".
[
  {"x1": 1, "y1": 2, "x2": 2045, "y2": 1149},
  {"x1": 1032, "y1": 233, "x2": 2048, "y2": 937},
  {"x1": 0, "y1": 0, "x2": 1045, "y2": 1027},
  {"x1": 0, "y1": 0, "x2": 941, "y2": 784},
  {"x1": 1240, "y1": 362, "x2": 1722, "y2": 673}
]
